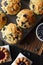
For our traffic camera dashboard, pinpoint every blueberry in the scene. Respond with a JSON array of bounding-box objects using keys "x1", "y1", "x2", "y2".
[
  {"x1": 18, "y1": 3, "x2": 20, "y2": 5},
  {"x1": 9, "y1": 33, "x2": 13, "y2": 36},
  {"x1": 32, "y1": 5, "x2": 35, "y2": 9},
  {"x1": 13, "y1": 37, "x2": 15, "y2": 40},
  {"x1": 3, "y1": 27, "x2": 6, "y2": 31},
  {"x1": 21, "y1": 22, "x2": 25, "y2": 26},
  {"x1": 15, "y1": 36, "x2": 18, "y2": 39},
  {"x1": 2, "y1": 16, "x2": 6, "y2": 21},
  {"x1": 23, "y1": 14, "x2": 27, "y2": 18},
  {"x1": 17, "y1": 27, "x2": 20, "y2": 31},
  {"x1": 24, "y1": 25, "x2": 26, "y2": 27},
  {"x1": 4, "y1": 1, "x2": 8, "y2": 6},
  {"x1": 37, "y1": 24, "x2": 43, "y2": 40}
]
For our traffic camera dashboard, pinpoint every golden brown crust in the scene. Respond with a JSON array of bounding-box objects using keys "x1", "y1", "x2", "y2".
[
  {"x1": 16, "y1": 9, "x2": 36, "y2": 29},
  {"x1": 0, "y1": 47, "x2": 10, "y2": 64},
  {"x1": 15, "y1": 57, "x2": 30, "y2": 65},
  {"x1": 1, "y1": 23, "x2": 23, "y2": 44},
  {"x1": 29, "y1": 0, "x2": 43, "y2": 14},
  {"x1": 1, "y1": 0, "x2": 21, "y2": 15},
  {"x1": 7, "y1": 0, "x2": 20, "y2": 3},
  {"x1": 0, "y1": 11, "x2": 7, "y2": 29}
]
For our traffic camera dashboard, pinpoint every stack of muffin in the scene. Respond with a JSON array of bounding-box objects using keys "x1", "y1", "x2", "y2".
[{"x1": 0, "y1": 0, "x2": 43, "y2": 45}]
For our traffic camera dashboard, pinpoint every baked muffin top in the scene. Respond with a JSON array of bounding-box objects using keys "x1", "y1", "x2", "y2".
[
  {"x1": 1, "y1": 0, "x2": 21, "y2": 15},
  {"x1": 16, "y1": 9, "x2": 36, "y2": 29},
  {"x1": 0, "y1": 11, "x2": 7, "y2": 29},
  {"x1": 1, "y1": 23, "x2": 23, "y2": 44},
  {"x1": 29, "y1": 0, "x2": 43, "y2": 14}
]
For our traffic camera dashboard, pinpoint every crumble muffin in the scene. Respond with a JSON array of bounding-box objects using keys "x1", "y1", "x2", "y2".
[
  {"x1": 0, "y1": 11, "x2": 7, "y2": 29},
  {"x1": 1, "y1": 0, "x2": 21, "y2": 15},
  {"x1": 16, "y1": 9, "x2": 36, "y2": 29},
  {"x1": 1, "y1": 23, "x2": 23, "y2": 44},
  {"x1": 29, "y1": 0, "x2": 43, "y2": 14}
]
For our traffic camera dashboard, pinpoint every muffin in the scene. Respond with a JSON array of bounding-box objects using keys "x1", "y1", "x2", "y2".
[
  {"x1": 7, "y1": 0, "x2": 20, "y2": 3},
  {"x1": 16, "y1": 9, "x2": 36, "y2": 29},
  {"x1": 0, "y1": 47, "x2": 10, "y2": 64},
  {"x1": 29, "y1": 0, "x2": 43, "y2": 14},
  {"x1": 15, "y1": 57, "x2": 30, "y2": 65},
  {"x1": 1, "y1": 23, "x2": 23, "y2": 44},
  {"x1": 0, "y1": 11, "x2": 7, "y2": 29},
  {"x1": 1, "y1": 0, "x2": 21, "y2": 15}
]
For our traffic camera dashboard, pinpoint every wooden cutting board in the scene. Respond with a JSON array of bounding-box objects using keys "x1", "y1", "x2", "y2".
[{"x1": 17, "y1": 19, "x2": 43, "y2": 56}]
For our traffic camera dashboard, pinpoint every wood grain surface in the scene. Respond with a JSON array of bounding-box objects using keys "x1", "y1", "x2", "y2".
[{"x1": 17, "y1": 19, "x2": 43, "y2": 55}]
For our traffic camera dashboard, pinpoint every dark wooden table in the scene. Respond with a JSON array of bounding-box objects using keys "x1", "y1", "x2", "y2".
[
  {"x1": 0, "y1": 18, "x2": 43, "y2": 65},
  {"x1": 0, "y1": 25, "x2": 43, "y2": 65},
  {"x1": 17, "y1": 19, "x2": 43, "y2": 56}
]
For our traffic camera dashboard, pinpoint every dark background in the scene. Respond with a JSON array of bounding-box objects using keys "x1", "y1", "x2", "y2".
[
  {"x1": 0, "y1": 19, "x2": 43, "y2": 65},
  {"x1": 0, "y1": 44, "x2": 43, "y2": 65},
  {"x1": 0, "y1": 0, "x2": 43, "y2": 65}
]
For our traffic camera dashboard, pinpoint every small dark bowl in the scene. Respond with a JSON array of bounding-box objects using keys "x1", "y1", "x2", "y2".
[{"x1": 36, "y1": 23, "x2": 43, "y2": 42}]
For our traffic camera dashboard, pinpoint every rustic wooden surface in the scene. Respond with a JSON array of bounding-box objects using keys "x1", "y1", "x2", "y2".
[{"x1": 17, "y1": 19, "x2": 43, "y2": 55}]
